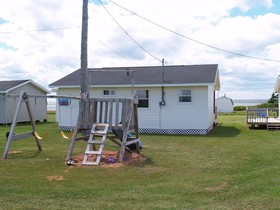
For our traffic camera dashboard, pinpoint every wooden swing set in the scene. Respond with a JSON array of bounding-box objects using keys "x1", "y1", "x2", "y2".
[
  {"x1": 2, "y1": 90, "x2": 141, "y2": 165},
  {"x1": 2, "y1": 91, "x2": 43, "y2": 159},
  {"x1": 1, "y1": 91, "x2": 76, "y2": 158}
]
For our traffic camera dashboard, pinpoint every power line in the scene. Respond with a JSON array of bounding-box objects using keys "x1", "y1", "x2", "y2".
[
  {"x1": 108, "y1": 0, "x2": 280, "y2": 63},
  {"x1": 0, "y1": 20, "x2": 138, "y2": 65},
  {"x1": 97, "y1": 0, "x2": 162, "y2": 63},
  {"x1": 96, "y1": 38, "x2": 137, "y2": 65},
  {"x1": 0, "y1": 26, "x2": 80, "y2": 34}
]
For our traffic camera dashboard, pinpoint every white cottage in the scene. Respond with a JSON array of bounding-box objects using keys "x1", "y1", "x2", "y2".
[
  {"x1": 0, "y1": 80, "x2": 50, "y2": 124},
  {"x1": 216, "y1": 95, "x2": 234, "y2": 113},
  {"x1": 274, "y1": 75, "x2": 280, "y2": 114},
  {"x1": 49, "y1": 64, "x2": 220, "y2": 135}
]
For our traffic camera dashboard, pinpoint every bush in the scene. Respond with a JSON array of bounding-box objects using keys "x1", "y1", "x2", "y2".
[
  {"x1": 258, "y1": 103, "x2": 278, "y2": 108},
  {"x1": 234, "y1": 106, "x2": 247, "y2": 111}
]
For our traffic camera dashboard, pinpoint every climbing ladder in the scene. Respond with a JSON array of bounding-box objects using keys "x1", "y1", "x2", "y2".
[{"x1": 82, "y1": 123, "x2": 109, "y2": 166}]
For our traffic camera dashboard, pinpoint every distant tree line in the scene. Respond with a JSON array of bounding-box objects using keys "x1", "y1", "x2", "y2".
[{"x1": 234, "y1": 93, "x2": 278, "y2": 111}]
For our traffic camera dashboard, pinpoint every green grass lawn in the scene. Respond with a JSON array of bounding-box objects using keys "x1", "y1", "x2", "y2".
[{"x1": 1, "y1": 112, "x2": 280, "y2": 209}]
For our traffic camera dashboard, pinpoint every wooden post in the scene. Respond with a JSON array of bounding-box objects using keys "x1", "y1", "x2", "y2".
[
  {"x1": 80, "y1": 0, "x2": 89, "y2": 97},
  {"x1": 118, "y1": 100, "x2": 134, "y2": 162},
  {"x1": 2, "y1": 91, "x2": 42, "y2": 159},
  {"x1": 2, "y1": 91, "x2": 25, "y2": 159},
  {"x1": 133, "y1": 100, "x2": 140, "y2": 154},
  {"x1": 66, "y1": 114, "x2": 81, "y2": 160},
  {"x1": 24, "y1": 93, "x2": 43, "y2": 151},
  {"x1": 67, "y1": 0, "x2": 89, "y2": 160},
  {"x1": 80, "y1": 0, "x2": 89, "y2": 130}
]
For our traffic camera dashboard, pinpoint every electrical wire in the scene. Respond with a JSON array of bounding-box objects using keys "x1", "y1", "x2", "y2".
[
  {"x1": 108, "y1": 0, "x2": 280, "y2": 63},
  {"x1": 1, "y1": 1, "x2": 278, "y2": 63},
  {"x1": 96, "y1": 38, "x2": 137, "y2": 65},
  {"x1": 97, "y1": 0, "x2": 162, "y2": 63},
  {"x1": 0, "y1": 26, "x2": 80, "y2": 34}
]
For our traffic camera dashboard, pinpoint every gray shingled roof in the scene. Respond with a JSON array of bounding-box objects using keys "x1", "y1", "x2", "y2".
[
  {"x1": 49, "y1": 64, "x2": 219, "y2": 87},
  {"x1": 0, "y1": 80, "x2": 29, "y2": 92},
  {"x1": 0, "y1": 80, "x2": 50, "y2": 94}
]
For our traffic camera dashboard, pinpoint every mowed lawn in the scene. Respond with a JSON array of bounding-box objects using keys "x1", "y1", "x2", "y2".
[{"x1": 1, "y1": 112, "x2": 280, "y2": 209}]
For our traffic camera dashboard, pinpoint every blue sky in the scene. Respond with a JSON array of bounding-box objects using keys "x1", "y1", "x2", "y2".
[
  {"x1": 0, "y1": 0, "x2": 280, "y2": 99},
  {"x1": 0, "y1": 17, "x2": 8, "y2": 24},
  {"x1": 231, "y1": 0, "x2": 280, "y2": 17}
]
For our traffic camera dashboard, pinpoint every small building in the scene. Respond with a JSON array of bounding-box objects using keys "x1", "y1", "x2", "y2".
[
  {"x1": 216, "y1": 95, "x2": 234, "y2": 113},
  {"x1": 0, "y1": 80, "x2": 50, "y2": 124},
  {"x1": 274, "y1": 75, "x2": 280, "y2": 115},
  {"x1": 49, "y1": 64, "x2": 220, "y2": 135}
]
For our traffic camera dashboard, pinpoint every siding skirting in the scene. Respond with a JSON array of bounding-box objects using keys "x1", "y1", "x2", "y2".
[
  {"x1": 139, "y1": 128, "x2": 209, "y2": 135},
  {"x1": 59, "y1": 126, "x2": 75, "y2": 131},
  {"x1": 59, "y1": 126, "x2": 212, "y2": 135}
]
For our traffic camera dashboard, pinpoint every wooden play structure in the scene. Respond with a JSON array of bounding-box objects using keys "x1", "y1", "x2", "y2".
[
  {"x1": 67, "y1": 95, "x2": 141, "y2": 165},
  {"x1": 2, "y1": 91, "x2": 141, "y2": 165}
]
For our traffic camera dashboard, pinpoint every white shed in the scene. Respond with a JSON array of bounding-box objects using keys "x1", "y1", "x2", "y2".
[
  {"x1": 49, "y1": 64, "x2": 220, "y2": 135},
  {"x1": 274, "y1": 75, "x2": 280, "y2": 116},
  {"x1": 216, "y1": 95, "x2": 234, "y2": 113},
  {"x1": 0, "y1": 80, "x2": 50, "y2": 124}
]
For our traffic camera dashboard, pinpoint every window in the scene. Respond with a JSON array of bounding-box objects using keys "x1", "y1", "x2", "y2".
[
  {"x1": 136, "y1": 90, "x2": 149, "y2": 108},
  {"x1": 58, "y1": 98, "x2": 70, "y2": 106},
  {"x1": 103, "y1": 90, "x2": 115, "y2": 96},
  {"x1": 179, "y1": 90, "x2": 192, "y2": 102}
]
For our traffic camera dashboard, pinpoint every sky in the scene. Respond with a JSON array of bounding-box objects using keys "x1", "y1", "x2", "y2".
[{"x1": 0, "y1": 0, "x2": 280, "y2": 100}]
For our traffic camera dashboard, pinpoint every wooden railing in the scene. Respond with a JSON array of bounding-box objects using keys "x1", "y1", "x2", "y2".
[
  {"x1": 78, "y1": 98, "x2": 137, "y2": 130},
  {"x1": 86, "y1": 97, "x2": 137, "y2": 130},
  {"x1": 246, "y1": 108, "x2": 278, "y2": 124}
]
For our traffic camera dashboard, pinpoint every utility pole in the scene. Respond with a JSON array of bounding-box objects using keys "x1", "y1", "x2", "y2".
[
  {"x1": 79, "y1": 0, "x2": 89, "y2": 130},
  {"x1": 67, "y1": 0, "x2": 90, "y2": 160},
  {"x1": 80, "y1": 0, "x2": 89, "y2": 97}
]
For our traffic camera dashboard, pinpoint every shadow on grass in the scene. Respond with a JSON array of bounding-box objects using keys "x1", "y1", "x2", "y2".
[
  {"x1": 209, "y1": 123, "x2": 241, "y2": 137},
  {"x1": 129, "y1": 155, "x2": 156, "y2": 168},
  {"x1": 5, "y1": 150, "x2": 41, "y2": 159}
]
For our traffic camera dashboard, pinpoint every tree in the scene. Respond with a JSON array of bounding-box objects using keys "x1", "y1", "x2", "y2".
[{"x1": 267, "y1": 92, "x2": 278, "y2": 104}]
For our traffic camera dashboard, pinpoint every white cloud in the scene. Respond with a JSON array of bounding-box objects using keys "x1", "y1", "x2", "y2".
[{"x1": 0, "y1": 0, "x2": 279, "y2": 100}]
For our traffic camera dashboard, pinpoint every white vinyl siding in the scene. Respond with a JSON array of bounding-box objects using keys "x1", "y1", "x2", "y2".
[
  {"x1": 57, "y1": 85, "x2": 215, "y2": 132},
  {"x1": 56, "y1": 89, "x2": 80, "y2": 127},
  {"x1": 135, "y1": 86, "x2": 209, "y2": 130},
  {"x1": 207, "y1": 85, "x2": 216, "y2": 129},
  {"x1": 0, "y1": 83, "x2": 48, "y2": 124}
]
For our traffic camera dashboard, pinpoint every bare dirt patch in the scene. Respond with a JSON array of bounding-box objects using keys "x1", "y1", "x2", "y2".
[
  {"x1": 71, "y1": 150, "x2": 146, "y2": 168},
  {"x1": 205, "y1": 181, "x2": 228, "y2": 192},
  {"x1": 46, "y1": 175, "x2": 64, "y2": 181},
  {"x1": 8, "y1": 150, "x2": 22, "y2": 154}
]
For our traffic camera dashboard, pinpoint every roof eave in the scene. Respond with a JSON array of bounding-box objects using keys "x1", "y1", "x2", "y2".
[
  {"x1": 274, "y1": 75, "x2": 280, "y2": 92},
  {"x1": 50, "y1": 83, "x2": 215, "y2": 89},
  {"x1": 214, "y1": 67, "x2": 220, "y2": 91},
  {"x1": 6, "y1": 80, "x2": 50, "y2": 94}
]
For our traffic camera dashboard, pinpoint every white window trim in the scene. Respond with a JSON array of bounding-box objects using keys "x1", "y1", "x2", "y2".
[
  {"x1": 178, "y1": 89, "x2": 192, "y2": 104},
  {"x1": 103, "y1": 89, "x2": 116, "y2": 96},
  {"x1": 136, "y1": 89, "x2": 150, "y2": 109}
]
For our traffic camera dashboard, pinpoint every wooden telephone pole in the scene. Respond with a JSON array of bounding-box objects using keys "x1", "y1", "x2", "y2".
[
  {"x1": 79, "y1": 0, "x2": 89, "y2": 130},
  {"x1": 66, "y1": 0, "x2": 89, "y2": 160},
  {"x1": 80, "y1": 0, "x2": 89, "y2": 97}
]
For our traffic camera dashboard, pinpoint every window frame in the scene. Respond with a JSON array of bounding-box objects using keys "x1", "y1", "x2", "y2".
[
  {"x1": 136, "y1": 89, "x2": 149, "y2": 108},
  {"x1": 58, "y1": 98, "x2": 71, "y2": 106},
  {"x1": 103, "y1": 89, "x2": 116, "y2": 96},
  {"x1": 178, "y1": 89, "x2": 192, "y2": 103}
]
